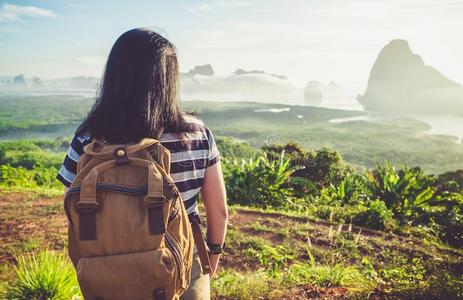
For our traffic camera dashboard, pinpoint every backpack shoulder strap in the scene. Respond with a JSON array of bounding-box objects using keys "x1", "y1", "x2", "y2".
[
  {"x1": 189, "y1": 215, "x2": 211, "y2": 275},
  {"x1": 146, "y1": 143, "x2": 171, "y2": 173}
]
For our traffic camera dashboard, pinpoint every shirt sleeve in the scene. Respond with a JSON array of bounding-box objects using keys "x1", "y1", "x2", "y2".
[
  {"x1": 205, "y1": 127, "x2": 220, "y2": 167},
  {"x1": 56, "y1": 135, "x2": 92, "y2": 187}
]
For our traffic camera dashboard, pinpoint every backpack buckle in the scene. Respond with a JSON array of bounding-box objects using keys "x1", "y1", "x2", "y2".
[
  {"x1": 75, "y1": 201, "x2": 99, "y2": 240},
  {"x1": 144, "y1": 195, "x2": 166, "y2": 235},
  {"x1": 144, "y1": 195, "x2": 166, "y2": 208},
  {"x1": 113, "y1": 146, "x2": 129, "y2": 164},
  {"x1": 75, "y1": 201, "x2": 99, "y2": 213}
]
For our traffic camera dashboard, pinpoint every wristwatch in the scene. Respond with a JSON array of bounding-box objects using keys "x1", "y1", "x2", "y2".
[{"x1": 206, "y1": 241, "x2": 226, "y2": 255}]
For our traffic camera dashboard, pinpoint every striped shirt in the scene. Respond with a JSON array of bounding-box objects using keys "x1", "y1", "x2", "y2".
[{"x1": 56, "y1": 115, "x2": 220, "y2": 216}]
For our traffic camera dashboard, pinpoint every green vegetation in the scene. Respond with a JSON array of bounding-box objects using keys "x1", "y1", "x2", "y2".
[
  {"x1": 221, "y1": 138, "x2": 463, "y2": 247},
  {"x1": 5, "y1": 251, "x2": 81, "y2": 300},
  {"x1": 0, "y1": 94, "x2": 92, "y2": 138},
  {"x1": 212, "y1": 270, "x2": 270, "y2": 299},
  {"x1": 182, "y1": 101, "x2": 463, "y2": 174},
  {"x1": 0, "y1": 139, "x2": 67, "y2": 192},
  {"x1": 223, "y1": 153, "x2": 292, "y2": 208},
  {"x1": 0, "y1": 94, "x2": 462, "y2": 299},
  {"x1": 1, "y1": 94, "x2": 462, "y2": 173},
  {"x1": 283, "y1": 261, "x2": 369, "y2": 288},
  {"x1": 212, "y1": 206, "x2": 463, "y2": 299}
]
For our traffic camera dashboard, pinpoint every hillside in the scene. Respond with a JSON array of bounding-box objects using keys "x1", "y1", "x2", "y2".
[
  {"x1": 1, "y1": 94, "x2": 462, "y2": 174},
  {"x1": 181, "y1": 101, "x2": 463, "y2": 174},
  {"x1": 0, "y1": 104, "x2": 462, "y2": 299},
  {"x1": 1, "y1": 192, "x2": 462, "y2": 299},
  {"x1": 359, "y1": 39, "x2": 463, "y2": 116}
]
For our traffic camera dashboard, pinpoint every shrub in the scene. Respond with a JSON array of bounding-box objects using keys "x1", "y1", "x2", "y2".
[
  {"x1": 33, "y1": 164, "x2": 61, "y2": 187},
  {"x1": 263, "y1": 143, "x2": 351, "y2": 195},
  {"x1": 365, "y1": 162, "x2": 436, "y2": 223},
  {"x1": 223, "y1": 152, "x2": 293, "y2": 208},
  {"x1": 216, "y1": 136, "x2": 260, "y2": 160},
  {"x1": 318, "y1": 172, "x2": 369, "y2": 206},
  {"x1": 436, "y1": 170, "x2": 463, "y2": 189},
  {"x1": 5, "y1": 251, "x2": 81, "y2": 300},
  {"x1": 0, "y1": 164, "x2": 61, "y2": 190},
  {"x1": 305, "y1": 148, "x2": 351, "y2": 189},
  {"x1": 0, "y1": 140, "x2": 66, "y2": 169},
  {"x1": 352, "y1": 199, "x2": 396, "y2": 231},
  {"x1": 2, "y1": 150, "x2": 63, "y2": 169},
  {"x1": 0, "y1": 140, "x2": 40, "y2": 158},
  {"x1": 0, "y1": 164, "x2": 37, "y2": 188},
  {"x1": 245, "y1": 244, "x2": 294, "y2": 275},
  {"x1": 428, "y1": 191, "x2": 463, "y2": 247}
]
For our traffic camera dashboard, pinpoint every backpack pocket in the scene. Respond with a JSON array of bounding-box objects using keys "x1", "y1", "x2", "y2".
[{"x1": 77, "y1": 248, "x2": 178, "y2": 300}]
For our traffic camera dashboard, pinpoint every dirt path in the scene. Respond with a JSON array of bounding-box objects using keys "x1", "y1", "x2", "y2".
[
  {"x1": 1, "y1": 192, "x2": 462, "y2": 299},
  {"x1": 0, "y1": 193, "x2": 66, "y2": 264}
]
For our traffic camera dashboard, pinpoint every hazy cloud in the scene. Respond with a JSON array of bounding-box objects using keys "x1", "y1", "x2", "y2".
[
  {"x1": 74, "y1": 56, "x2": 106, "y2": 66},
  {"x1": 0, "y1": 2, "x2": 55, "y2": 22}
]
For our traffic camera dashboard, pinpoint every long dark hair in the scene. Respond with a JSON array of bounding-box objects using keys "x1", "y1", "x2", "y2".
[{"x1": 76, "y1": 28, "x2": 191, "y2": 144}]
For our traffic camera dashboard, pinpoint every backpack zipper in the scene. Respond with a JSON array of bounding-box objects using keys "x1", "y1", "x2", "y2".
[{"x1": 165, "y1": 231, "x2": 183, "y2": 283}]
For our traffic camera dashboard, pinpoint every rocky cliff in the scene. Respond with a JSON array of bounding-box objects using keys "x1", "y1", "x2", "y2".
[{"x1": 358, "y1": 39, "x2": 463, "y2": 115}]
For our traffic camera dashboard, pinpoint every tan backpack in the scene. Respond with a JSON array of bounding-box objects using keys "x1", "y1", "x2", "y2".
[{"x1": 64, "y1": 138, "x2": 210, "y2": 300}]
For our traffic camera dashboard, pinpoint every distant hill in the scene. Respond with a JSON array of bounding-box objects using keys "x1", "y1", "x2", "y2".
[
  {"x1": 358, "y1": 39, "x2": 463, "y2": 115},
  {"x1": 304, "y1": 81, "x2": 323, "y2": 105},
  {"x1": 12, "y1": 74, "x2": 26, "y2": 86},
  {"x1": 183, "y1": 64, "x2": 214, "y2": 77},
  {"x1": 233, "y1": 69, "x2": 287, "y2": 80},
  {"x1": 46, "y1": 76, "x2": 99, "y2": 89},
  {"x1": 31, "y1": 77, "x2": 44, "y2": 87},
  {"x1": 328, "y1": 81, "x2": 342, "y2": 91},
  {"x1": 0, "y1": 75, "x2": 98, "y2": 90},
  {"x1": 180, "y1": 66, "x2": 301, "y2": 103}
]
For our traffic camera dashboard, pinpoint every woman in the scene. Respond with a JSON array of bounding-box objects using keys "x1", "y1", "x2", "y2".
[{"x1": 56, "y1": 28, "x2": 228, "y2": 300}]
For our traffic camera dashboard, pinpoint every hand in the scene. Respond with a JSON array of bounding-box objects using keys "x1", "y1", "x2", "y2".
[{"x1": 208, "y1": 254, "x2": 221, "y2": 279}]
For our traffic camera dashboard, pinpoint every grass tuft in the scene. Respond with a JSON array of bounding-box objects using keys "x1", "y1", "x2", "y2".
[{"x1": 5, "y1": 250, "x2": 81, "y2": 300}]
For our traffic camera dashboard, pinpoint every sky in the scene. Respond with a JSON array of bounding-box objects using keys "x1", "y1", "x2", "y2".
[{"x1": 1, "y1": 0, "x2": 463, "y2": 90}]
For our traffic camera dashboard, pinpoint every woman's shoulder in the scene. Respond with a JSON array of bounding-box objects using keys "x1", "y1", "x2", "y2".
[
  {"x1": 75, "y1": 133, "x2": 93, "y2": 143},
  {"x1": 182, "y1": 113, "x2": 217, "y2": 139},
  {"x1": 73, "y1": 132, "x2": 92, "y2": 144},
  {"x1": 161, "y1": 113, "x2": 215, "y2": 144},
  {"x1": 182, "y1": 113, "x2": 207, "y2": 130},
  {"x1": 182, "y1": 113, "x2": 218, "y2": 151},
  {"x1": 69, "y1": 133, "x2": 93, "y2": 154}
]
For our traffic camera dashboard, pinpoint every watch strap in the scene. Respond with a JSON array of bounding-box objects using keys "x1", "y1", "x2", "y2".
[{"x1": 207, "y1": 241, "x2": 225, "y2": 254}]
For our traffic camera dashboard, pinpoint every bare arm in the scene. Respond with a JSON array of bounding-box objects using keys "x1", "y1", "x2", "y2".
[{"x1": 200, "y1": 161, "x2": 228, "y2": 277}]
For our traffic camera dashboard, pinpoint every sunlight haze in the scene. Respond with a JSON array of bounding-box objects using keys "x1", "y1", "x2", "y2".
[{"x1": 1, "y1": 0, "x2": 463, "y2": 91}]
